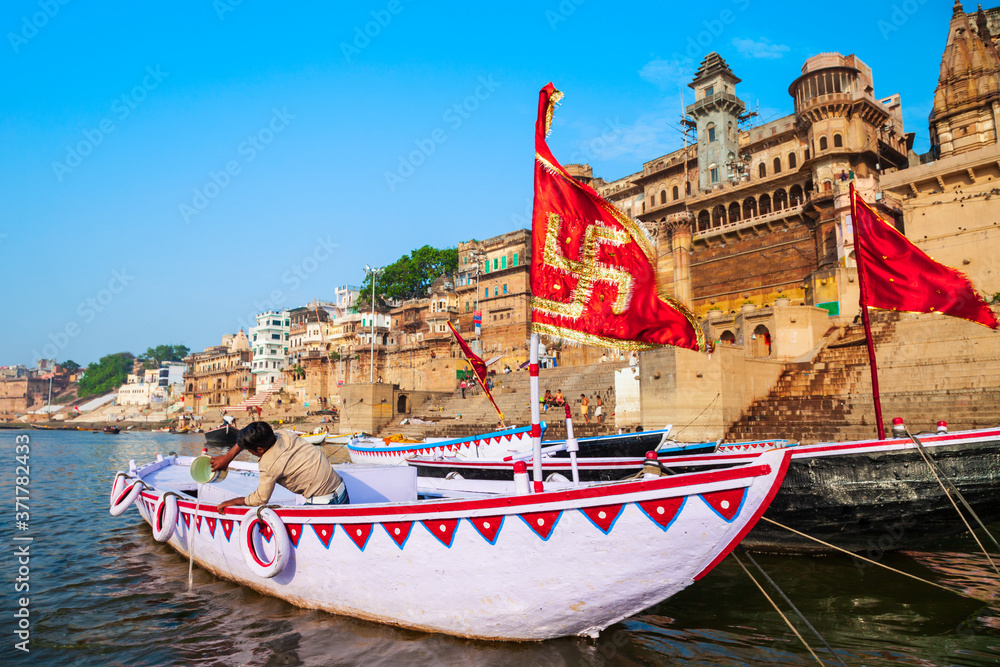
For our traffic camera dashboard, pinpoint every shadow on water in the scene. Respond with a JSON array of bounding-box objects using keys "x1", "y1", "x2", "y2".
[{"x1": 2, "y1": 430, "x2": 999, "y2": 666}]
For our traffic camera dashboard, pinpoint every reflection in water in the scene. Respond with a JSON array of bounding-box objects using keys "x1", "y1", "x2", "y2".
[{"x1": 0, "y1": 430, "x2": 998, "y2": 666}]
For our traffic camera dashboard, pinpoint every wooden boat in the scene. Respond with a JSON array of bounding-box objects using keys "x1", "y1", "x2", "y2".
[
  {"x1": 103, "y1": 425, "x2": 120, "y2": 434},
  {"x1": 348, "y1": 425, "x2": 705, "y2": 466},
  {"x1": 204, "y1": 424, "x2": 238, "y2": 445},
  {"x1": 294, "y1": 431, "x2": 328, "y2": 445},
  {"x1": 407, "y1": 439, "x2": 790, "y2": 482},
  {"x1": 109, "y1": 447, "x2": 790, "y2": 640}
]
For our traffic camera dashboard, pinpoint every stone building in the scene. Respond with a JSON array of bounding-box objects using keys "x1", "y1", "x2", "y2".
[
  {"x1": 881, "y1": 1, "x2": 1000, "y2": 296},
  {"x1": 182, "y1": 330, "x2": 253, "y2": 413}
]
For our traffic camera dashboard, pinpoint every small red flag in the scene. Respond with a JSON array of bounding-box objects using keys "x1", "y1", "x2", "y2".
[
  {"x1": 852, "y1": 189, "x2": 997, "y2": 329},
  {"x1": 529, "y1": 84, "x2": 704, "y2": 351},
  {"x1": 446, "y1": 321, "x2": 504, "y2": 421}
]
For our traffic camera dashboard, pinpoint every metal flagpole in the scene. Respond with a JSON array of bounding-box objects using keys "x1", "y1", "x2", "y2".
[
  {"x1": 849, "y1": 184, "x2": 886, "y2": 440},
  {"x1": 528, "y1": 333, "x2": 543, "y2": 492}
]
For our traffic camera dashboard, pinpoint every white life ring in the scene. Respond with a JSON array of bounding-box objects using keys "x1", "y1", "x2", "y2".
[
  {"x1": 110, "y1": 474, "x2": 143, "y2": 517},
  {"x1": 110, "y1": 472, "x2": 128, "y2": 505},
  {"x1": 151, "y1": 493, "x2": 179, "y2": 542},
  {"x1": 239, "y1": 508, "x2": 290, "y2": 578}
]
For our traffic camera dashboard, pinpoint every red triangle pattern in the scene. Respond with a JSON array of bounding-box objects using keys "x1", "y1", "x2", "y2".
[
  {"x1": 194, "y1": 515, "x2": 202, "y2": 532},
  {"x1": 519, "y1": 510, "x2": 561, "y2": 540},
  {"x1": 700, "y1": 488, "x2": 745, "y2": 522},
  {"x1": 467, "y1": 515, "x2": 504, "y2": 544},
  {"x1": 579, "y1": 504, "x2": 624, "y2": 534},
  {"x1": 312, "y1": 524, "x2": 335, "y2": 548},
  {"x1": 181, "y1": 512, "x2": 190, "y2": 528},
  {"x1": 261, "y1": 523, "x2": 273, "y2": 542},
  {"x1": 205, "y1": 517, "x2": 217, "y2": 537},
  {"x1": 345, "y1": 524, "x2": 373, "y2": 550},
  {"x1": 382, "y1": 521, "x2": 413, "y2": 548},
  {"x1": 637, "y1": 497, "x2": 685, "y2": 530},
  {"x1": 221, "y1": 519, "x2": 235, "y2": 541},
  {"x1": 286, "y1": 523, "x2": 303, "y2": 547},
  {"x1": 422, "y1": 518, "x2": 459, "y2": 547}
]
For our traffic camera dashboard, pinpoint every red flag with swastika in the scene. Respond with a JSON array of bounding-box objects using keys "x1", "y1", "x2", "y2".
[
  {"x1": 529, "y1": 84, "x2": 705, "y2": 352},
  {"x1": 852, "y1": 187, "x2": 997, "y2": 329},
  {"x1": 446, "y1": 321, "x2": 504, "y2": 422}
]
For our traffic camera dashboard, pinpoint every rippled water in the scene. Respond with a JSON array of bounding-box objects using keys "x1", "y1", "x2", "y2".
[{"x1": 2, "y1": 430, "x2": 999, "y2": 666}]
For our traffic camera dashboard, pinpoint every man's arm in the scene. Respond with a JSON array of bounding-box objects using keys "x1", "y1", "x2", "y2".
[
  {"x1": 211, "y1": 444, "x2": 241, "y2": 472},
  {"x1": 217, "y1": 496, "x2": 246, "y2": 513}
]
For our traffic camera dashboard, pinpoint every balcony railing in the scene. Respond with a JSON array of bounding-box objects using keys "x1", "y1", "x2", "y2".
[{"x1": 693, "y1": 203, "x2": 805, "y2": 239}]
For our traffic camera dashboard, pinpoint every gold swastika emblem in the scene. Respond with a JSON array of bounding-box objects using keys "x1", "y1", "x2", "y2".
[{"x1": 533, "y1": 213, "x2": 634, "y2": 320}]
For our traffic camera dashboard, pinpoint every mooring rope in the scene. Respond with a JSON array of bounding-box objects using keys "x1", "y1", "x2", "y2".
[
  {"x1": 906, "y1": 430, "x2": 1000, "y2": 575},
  {"x1": 739, "y1": 547, "x2": 847, "y2": 667},
  {"x1": 670, "y1": 393, "x2": 720, "y2": 440},
  {"x1": 760, "y1": 517, "x2": 988, "y2": 601},
  {"x1": 732, "y1": 553, "x2": 825, "y2": 666}
]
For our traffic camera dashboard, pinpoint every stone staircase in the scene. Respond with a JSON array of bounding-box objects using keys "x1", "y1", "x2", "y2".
[
  {"x1": 725, "y1": 310, "x2": 1000, "y2": 443},
  {"x1": 376, "y1": 363, "x2": 628, "y2": 440}
]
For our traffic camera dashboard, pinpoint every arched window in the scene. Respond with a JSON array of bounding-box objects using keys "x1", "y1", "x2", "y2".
[
  {"x1": 697, "y1": 210, "x2": 710, "y2": 231},
  {"x1": 686, "y1": 182, "x2": 691, "y2": 195},
  {"x1": 672, "y1": 185, "x2": 679, "y2": 200},
  {"x1": 712, "y1": 204, "x2": 727, "y2": 227},
  {"x1": 660, "y1": 191, "x2": 667, "y2": 205},
  {"x1": 804, "y1": 148, "x2": 810, "y2": 161},
  {"x1": 834, "y1": 134, "x2": 843, "y2": 148},
  {"x1": 758, "y1": 163, "x2": 767, "y2": 178},
  {"x1": 721, "y1": 330, "x2": 736, "y2": 345},
  {"x1": 788, "y1": 153, "x2": 797, "y2": 169},
  {"x1": 819, "y1": 136, "x2": 828, "y2": 150},
  {"x1": 728, "y1": 201, "x2": 741, "y2": 223},
  {"x1": 773, "y1": 157, "x2": 782, "y2": 174},
  {"x1": 789, "y1": 184, "x2": 804, "y2": 206},
  {"x1": 728, "y1": 122, "x2": 735, "y2": 141},
  {"x1": 709, "y1": 162, "x2": 719, "y2": 183},
  {"x1": 774, "y1": 188, "x2": 788, "y2": 210},
  {"x1": 743, "y1": 196, "x2": 758, "y2": 219},
  {"x1": 707, "y1": 123, "x2": 717, "y2": 142},
  {"x1": 759, "y1": 193, "x2": 772, "y2": 215}
]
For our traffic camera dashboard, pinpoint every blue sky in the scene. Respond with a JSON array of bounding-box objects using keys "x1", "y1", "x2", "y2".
[{"x1": 1, "y1": 0, "x2": 954, "y2": 366}]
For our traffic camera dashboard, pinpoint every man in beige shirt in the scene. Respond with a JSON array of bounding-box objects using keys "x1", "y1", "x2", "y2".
[{"x1": 212, "y1": 422, "x2": 347, "y2": 512}]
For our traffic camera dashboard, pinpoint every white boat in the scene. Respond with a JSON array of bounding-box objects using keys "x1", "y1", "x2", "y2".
[
  {"x1": 347, "y1": 425, "x2": 538, "y2": 465},
  {"x1": 110, "y1": 447, "x2": 790, "y2": 640}
]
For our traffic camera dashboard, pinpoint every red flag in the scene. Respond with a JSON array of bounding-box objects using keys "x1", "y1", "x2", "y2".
[
  {"x1": 529, "y1": 84, "x2": 705, "y2": 352},
  {"x1": 852, "y1": 188, "x2": 997, "y2": 329},
  {"x1": 446, "y1": 321, "x2": 504, "y2": 422}
]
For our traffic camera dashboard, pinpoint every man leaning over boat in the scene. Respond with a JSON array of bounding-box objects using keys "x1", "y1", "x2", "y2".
[{"x1": 211, "y1": 421, "x2": 349, "y2": 512}]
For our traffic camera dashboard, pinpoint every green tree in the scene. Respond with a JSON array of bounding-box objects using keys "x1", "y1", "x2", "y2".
[
  {"x1": 140, "y1": 344, "x2": 190, "y2": 369},
  {"x1": 359, "y1": 245, "x2": 458, "y2": 304},
  {"x1": 78, "y1": 353, "x2": 135, "y2": 398},
  {"x1": 61, "y1": 360, "x2": 81, "y2": 374}
]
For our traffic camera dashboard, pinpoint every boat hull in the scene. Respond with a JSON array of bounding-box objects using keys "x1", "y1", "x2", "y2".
[
  {"x1": 204, "y1": 425, "x2": 239, "y2": 445},
  {"x1": 123, "y1": 449, "x2": 789, "y2": 640}
]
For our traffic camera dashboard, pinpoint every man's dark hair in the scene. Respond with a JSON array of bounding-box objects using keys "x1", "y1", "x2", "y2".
[{"x1": 238, "y1": 421, "x2": 277, "y2": 451}]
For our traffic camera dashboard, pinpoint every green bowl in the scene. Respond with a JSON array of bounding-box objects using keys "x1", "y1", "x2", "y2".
[{"x1": 190, "y1": 455, "x2": 222, "y2": 484}]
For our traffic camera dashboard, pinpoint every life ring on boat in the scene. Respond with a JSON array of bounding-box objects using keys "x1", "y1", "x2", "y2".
[
  {"x1": 109, "y1": 473, "x2": 144, "y2": 517},
  {"x1": 151, "y1": 492, "x2": 179, "y2": 542},
  {"x1": 239, "y1": 507, "x2": 290, "y2": 579}
]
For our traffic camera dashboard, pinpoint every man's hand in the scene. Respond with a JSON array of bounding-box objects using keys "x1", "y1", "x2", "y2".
[
  {"x1": 216, "y1": 497, "x2": 247, "y2": 514},
  {"x1": 211, "y1": 443, "x2": 242, "y2": 472}
]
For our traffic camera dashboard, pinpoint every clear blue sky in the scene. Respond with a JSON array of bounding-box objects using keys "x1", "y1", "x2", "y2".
[{"x1": 0, "y1": 0, "x2": 954, "y2": 366}]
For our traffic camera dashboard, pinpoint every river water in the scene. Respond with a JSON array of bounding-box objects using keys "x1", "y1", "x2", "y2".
[{"x1": 1, "y1": 430, "x2": 998, "y2": 666}]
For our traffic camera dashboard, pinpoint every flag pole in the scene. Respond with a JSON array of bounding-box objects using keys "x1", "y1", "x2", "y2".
[
  {"x1": 528, "y1": 333, "x2": 543, "y2": 492},
  {"x1": 849, "y1": 183, "x2": 886, "y2": 440}
]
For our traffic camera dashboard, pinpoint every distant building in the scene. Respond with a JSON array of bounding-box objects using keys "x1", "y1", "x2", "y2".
[
  {"x1": 117, "y1": 370, "x2": 161, "y2": 407},
  {"x1": 250, "y1": 310, "x2": 290, "y2": 392},
  {"x1": 182, "y1": 330, "x2": 253, "y2": 413}
]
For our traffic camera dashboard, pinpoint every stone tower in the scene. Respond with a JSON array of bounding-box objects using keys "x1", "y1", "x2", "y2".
[
  {"x1": 686, "y1": 53, "x2": 745, "y2": 192},
  {"x1": 929, "y1": 1, "x2": 1000, "y2": 158}
]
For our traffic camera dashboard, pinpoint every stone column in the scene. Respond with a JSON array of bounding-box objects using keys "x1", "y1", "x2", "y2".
[{"x1": 666, "y1": 212, "x2": 694, "y2": 308}]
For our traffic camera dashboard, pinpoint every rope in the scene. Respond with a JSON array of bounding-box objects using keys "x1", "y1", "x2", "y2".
[
  {"x1": 760, "y1": 517, "x2": 987, "y2": 601},
  {"x1": 732, "y1": 553, "x2": 825, "y2": 666},
  {"x1": 740, "y1": 548, "x2": 847, "y2": 667},
  {"x1": 906, "y1": 430, "x2": 1000, "y2": 571},
  {"x1": 670, "y1": 393, "x2": 720, "y2": 440}
]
